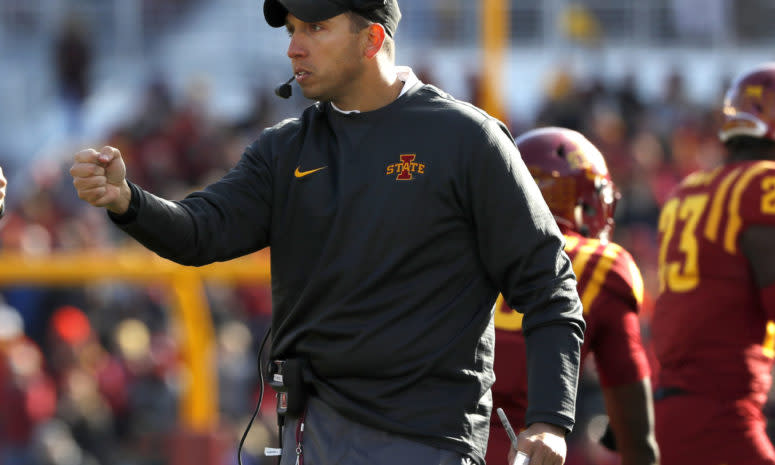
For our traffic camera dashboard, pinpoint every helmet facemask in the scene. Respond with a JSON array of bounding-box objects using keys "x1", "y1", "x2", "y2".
[{"x1": 517, "y1": 127, "x2": 619, "y2": 242}]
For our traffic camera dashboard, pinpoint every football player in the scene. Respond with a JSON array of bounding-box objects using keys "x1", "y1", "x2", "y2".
[
  {"x1": 652, "y1": 62, "x2": 775, "y2": 465},
  {"x1": 487, "y1": 127, "x2": 658, "y2": 465}
]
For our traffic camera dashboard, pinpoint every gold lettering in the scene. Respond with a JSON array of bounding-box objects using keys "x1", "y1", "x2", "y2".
[
  {"x1": 764, "y1": 321, "x2": 775, "y2": 358},
  {"x1": 725, "y1": 163, "x2": 775, "y2": 253},
  {"x1": 763, "y1": 176, "x2": 775, "y2": 214},
  {"x1": 746, "y1": 85, "x2": 764, "y2": 98},
  {"x1": 658, "y1": 194, "x2": 708, "y2": 293}
]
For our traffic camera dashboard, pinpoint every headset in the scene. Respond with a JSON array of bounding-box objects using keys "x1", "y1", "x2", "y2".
[{"x1": 275, "y1": 76, "x2": 295, "y2": 99}]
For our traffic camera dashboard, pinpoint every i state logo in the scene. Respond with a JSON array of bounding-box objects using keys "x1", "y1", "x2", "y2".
[{"x1": 385, "y1": 154, "x2": 426, "y2": 181}]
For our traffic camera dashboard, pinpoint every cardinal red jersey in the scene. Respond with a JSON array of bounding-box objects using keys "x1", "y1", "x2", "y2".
[
  {"x1": 487, "y1": 232, "x2": 650, "y2": 465},
  {"x1": 652, "y1": 161, "x2": 775, "y2": 465},
  {"x1": 653, "y1": 161, "x2": 775, "y2": 404}
]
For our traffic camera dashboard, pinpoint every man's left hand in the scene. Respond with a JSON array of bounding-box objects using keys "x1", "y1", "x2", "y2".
[{"x1": 509, "y1": 422, "x2": 567, "y2": 465}]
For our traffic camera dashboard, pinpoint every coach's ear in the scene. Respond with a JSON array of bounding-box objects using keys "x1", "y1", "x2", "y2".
[{"x1": 363, "y1": 23, "x2": 386, "y2": 59}]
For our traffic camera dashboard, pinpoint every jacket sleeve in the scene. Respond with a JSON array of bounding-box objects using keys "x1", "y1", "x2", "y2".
[
  {"x1": 466, "y1": 118, "x2": 585, "y2": 432},
  {"x1": 110, "y1": 140, "x2": 273, "y2": 266}
]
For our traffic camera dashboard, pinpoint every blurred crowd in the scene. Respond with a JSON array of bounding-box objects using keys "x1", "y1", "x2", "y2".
[{"x1": 0, "y1": 25, "x2": 764, "y2": 465}]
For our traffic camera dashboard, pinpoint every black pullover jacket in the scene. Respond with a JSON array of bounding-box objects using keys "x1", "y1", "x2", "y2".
[{"x1": 112, "y1": 82, "x2": 585, "y2": 463}]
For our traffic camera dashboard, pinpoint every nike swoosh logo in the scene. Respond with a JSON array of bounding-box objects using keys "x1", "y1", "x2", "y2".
[{"x1": 294, "y1": 166, "x2": 327, "y2": 178}]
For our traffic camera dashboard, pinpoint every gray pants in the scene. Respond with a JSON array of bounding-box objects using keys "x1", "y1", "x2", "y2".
[{"x1": 278, "y1": 397, "x2": 474, "y2": 465}]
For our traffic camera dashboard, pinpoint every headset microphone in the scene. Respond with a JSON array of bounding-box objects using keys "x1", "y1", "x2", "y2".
[{"x1": 275, "y1": 75, "x2": 295, "y2": 99}]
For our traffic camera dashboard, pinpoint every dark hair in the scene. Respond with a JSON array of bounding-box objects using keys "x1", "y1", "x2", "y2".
[
  {"x1": 346, "y1": 11, "x2": 394, "y2": 61},
  {"x1": 724, "y1": 136, "x2": 775, "y2": 161},
  {"x1": 347, "y1": 11, "x2": 371, "y2": 32}
]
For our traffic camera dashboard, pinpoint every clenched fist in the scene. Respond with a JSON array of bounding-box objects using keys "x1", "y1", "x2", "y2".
[{"x1": 70, "y1": 146, "x2": 131, "y2": 214}]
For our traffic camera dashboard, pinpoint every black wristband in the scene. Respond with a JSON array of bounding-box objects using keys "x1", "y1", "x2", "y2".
[{"x1": 599, "y1": 422, "x2": 617, "y2": 451}]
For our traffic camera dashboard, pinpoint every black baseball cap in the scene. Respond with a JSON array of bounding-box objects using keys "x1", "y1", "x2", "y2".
[{"x1": 264, "y1": 0, "x2": 401, "y2": 38}]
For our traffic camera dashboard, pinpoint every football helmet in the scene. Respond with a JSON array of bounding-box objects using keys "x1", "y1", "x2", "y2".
[
  {"x1": 516, "y1": 127, "x2": 619, "y2": 242},
  {"x1": 719, "y1": 62, "x2": 775, "y2": 143}
]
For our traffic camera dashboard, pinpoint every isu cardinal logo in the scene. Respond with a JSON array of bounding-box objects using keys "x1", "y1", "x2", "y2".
[{"x1": 385, "y1": 154, "x2": 426, "y2": 181}]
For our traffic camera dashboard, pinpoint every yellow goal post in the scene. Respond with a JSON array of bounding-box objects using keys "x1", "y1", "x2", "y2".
[{"x1": 0, "y1": 249, "x2": 271, "y2": 432}]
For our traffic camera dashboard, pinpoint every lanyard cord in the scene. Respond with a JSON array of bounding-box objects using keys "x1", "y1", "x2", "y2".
[{"x1": 238, "y1": 325, "x2": 272, "y2": 465}]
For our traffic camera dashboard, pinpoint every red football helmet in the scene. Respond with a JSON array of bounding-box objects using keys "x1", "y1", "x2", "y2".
[
  {"x1": 516, "y1": 127, "x2": 619, "y2": 242},
  {"x1": 719, "y1": 62, "x2": 775, "y2": 143}
]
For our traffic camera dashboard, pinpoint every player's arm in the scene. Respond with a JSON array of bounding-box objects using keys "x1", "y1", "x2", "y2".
[
  {"x1": 601, "y1": 378, "x2": 658, "y2": 465},
  {"x1": 595, "y1": 306, "x2": 658, "y2": 465},
  {"x1": 738, "y1": 164, "x2": 775, "y2": 318},
  {"x1": 594, "y1": 307, "x2": 658, "y2": 465},
  {"x1": 589, "y1": 250, "x2": 657, "y2": 465},
  {"x1": 741, "y1": 224, "x2": 775, "y2": 318}
]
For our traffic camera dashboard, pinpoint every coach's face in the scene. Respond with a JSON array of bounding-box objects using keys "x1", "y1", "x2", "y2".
[{"x1": 285, "y1": 13, "x2": 367, "y2": 103}]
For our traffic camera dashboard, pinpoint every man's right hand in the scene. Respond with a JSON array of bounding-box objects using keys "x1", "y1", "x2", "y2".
[
  {"x1": 70, "y1": 146, "x2": 131, "y2": 214},
  {"x1": 0, "y1": 165, "x2": 7, "y2": 217},
  {"x1": 0, "y1": 165, "x2": 7, "y2": 205}
]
